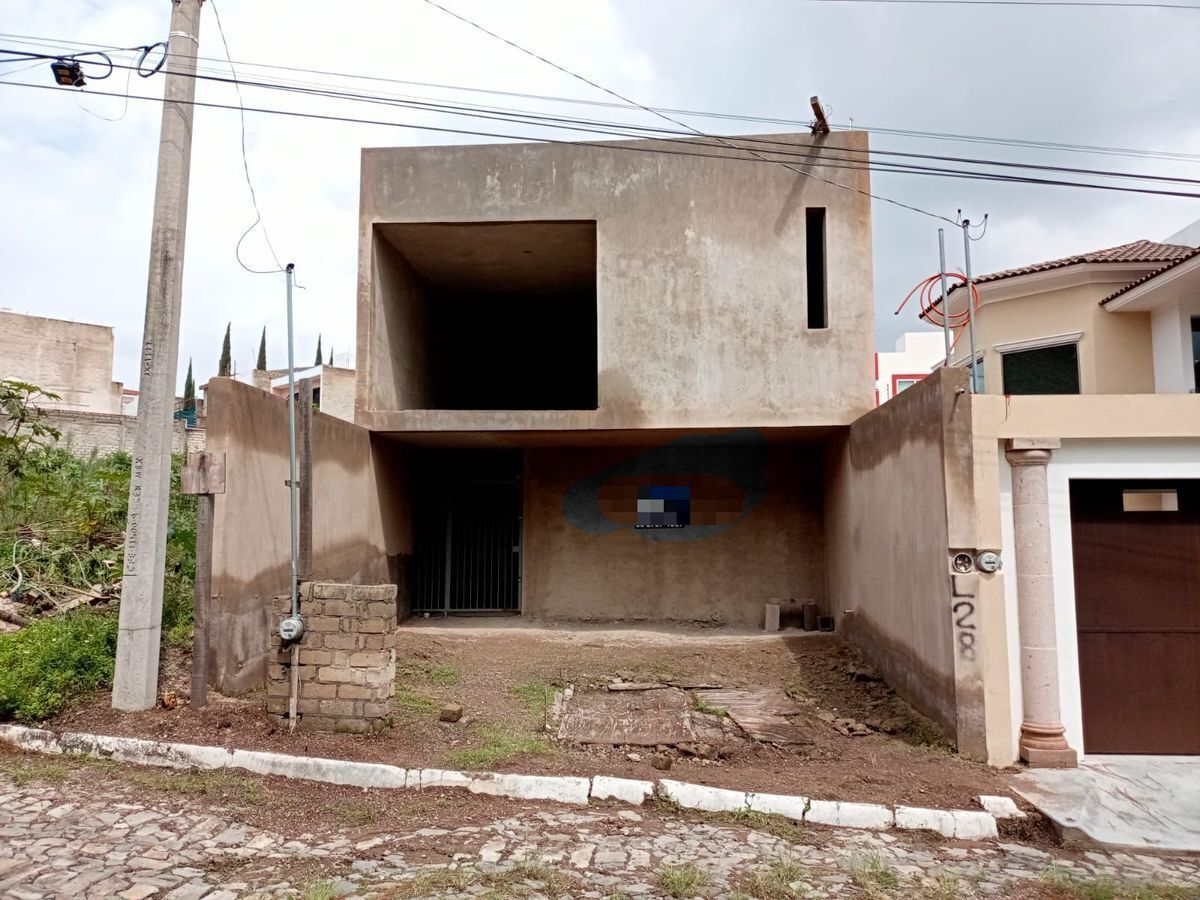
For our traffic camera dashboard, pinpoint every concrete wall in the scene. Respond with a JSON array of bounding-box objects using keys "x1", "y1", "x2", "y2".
[
  {"x1": 825, "y1": 368, "x2": 997, "y2": 759},
  {"x1": 207, "y1": 379, "x2": 408, "y2": 694},
  {"x1": 1150, "y1": 294, "x2": 1200, "y2": 393},
  {"x1": 357, "y1": 132, "x2": 875, "y2": 432},
  {"x1": 952, "y1": 282, "x2": 1155, "y2": 395},
  {"x1": 0, "y1": 310, "x2": 122, "y2": 413},
  {"x1": 317, "y1": 366, "x2": 357, "y2": 422},
  {"x1": 43, "y1": 409, "x2": 199, "y2": 457},
  {"x1": 521, "y1": 437, "x2": 824, "y2": 626}
]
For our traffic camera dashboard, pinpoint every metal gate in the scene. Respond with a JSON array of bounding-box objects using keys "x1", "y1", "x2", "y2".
[
  {"x1": 412, "y1": 455, "x2": 522, "y2": 614},
  {"x1": 1070, "y1": 479, "x2": 1200, "y2": 754}
]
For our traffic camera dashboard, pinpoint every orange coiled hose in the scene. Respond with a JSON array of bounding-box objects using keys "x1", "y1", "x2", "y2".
[{"x1": 894, "y1": 273, "x2": 981, "y2": 352}]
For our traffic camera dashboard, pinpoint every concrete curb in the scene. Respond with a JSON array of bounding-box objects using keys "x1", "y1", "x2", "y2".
[{"x1": 0, "y1": 724, "x2": 997, "y2": 840}]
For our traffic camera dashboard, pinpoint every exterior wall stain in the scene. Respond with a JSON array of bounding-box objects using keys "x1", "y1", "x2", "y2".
[{"x1": 562, "y1": 430, "x2": 768, "y2": 542}]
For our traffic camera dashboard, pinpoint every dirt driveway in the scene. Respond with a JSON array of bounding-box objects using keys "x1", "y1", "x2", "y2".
[{"x1": 53, "y1": 622, "x2": 1018, "y2": 811}]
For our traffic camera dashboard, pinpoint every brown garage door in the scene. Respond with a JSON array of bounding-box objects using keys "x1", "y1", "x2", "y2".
[{"x1": 1070, "y1": 480, "x2": 1200, "y2": 754}]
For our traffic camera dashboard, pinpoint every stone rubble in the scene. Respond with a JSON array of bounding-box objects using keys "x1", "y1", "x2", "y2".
[{"x1": 2, "y1": 774, "x2": 1199, "y2": 899}]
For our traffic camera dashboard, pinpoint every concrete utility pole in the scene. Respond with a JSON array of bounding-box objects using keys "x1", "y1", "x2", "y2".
[{"x1": 113, "y1": 0, "x2": 205, "y2": 711}]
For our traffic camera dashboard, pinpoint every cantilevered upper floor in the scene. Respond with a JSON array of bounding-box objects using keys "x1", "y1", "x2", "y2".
[{"x1": 355, "y1": 132, "x2": 875, "y2": 433}]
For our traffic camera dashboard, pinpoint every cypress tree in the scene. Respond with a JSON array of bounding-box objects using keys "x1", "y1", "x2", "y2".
[
  {"x1": 256, "y1": 327, "x2": 267, "y2": 371},
  {"x1": 314, "y1": 334, "x2": 323, "y2": 367},
  {"x1": 183, "y1": 359, "x2": 195, "y2": 412},
  {"x1": 218, "y1": 323, "x2": 232, "y2": 377},
  {"x1": 327, "y1": 345, "x2": 333, "y2": 366}
]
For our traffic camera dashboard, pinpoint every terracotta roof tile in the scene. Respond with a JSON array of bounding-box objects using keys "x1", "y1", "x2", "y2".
[
  {"x1": 936, "y1": 240, "x2": 1196, "y2": 310},
  {"x1": 1100, "y1": 246, "x2": 1200, "y2": 305}
]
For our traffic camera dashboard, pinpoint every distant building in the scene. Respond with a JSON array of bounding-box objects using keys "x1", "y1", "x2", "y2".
[
  {"x1": 0, "y1": 310, "x2": 123, "y2": 413},
  {"x1": 874, "y1": 331, "x2": 944, "y2": 405},
  {"x1": 210, "y1": 362, "x2": 357, "y2": 423}
]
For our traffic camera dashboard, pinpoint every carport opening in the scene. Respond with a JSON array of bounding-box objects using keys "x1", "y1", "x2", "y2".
[{"x1": 376, "y1": 221, "x2": 598, "y2": 410}]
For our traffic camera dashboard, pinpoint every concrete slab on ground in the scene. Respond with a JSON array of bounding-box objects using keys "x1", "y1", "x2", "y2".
[{"x1": 1013, "y1": 756, "x2": 1200, "y2": 852}]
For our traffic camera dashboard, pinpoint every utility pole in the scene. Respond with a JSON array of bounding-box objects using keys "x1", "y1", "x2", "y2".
[{"x1": 113, "y1": 0, "x2": 205, "y2": 711}]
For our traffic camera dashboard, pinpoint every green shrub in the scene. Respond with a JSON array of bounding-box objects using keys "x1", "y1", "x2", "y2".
[
  {"x1": 0, "y1": 445, "x2": 197, "y2": 720},
  {"x1": 0, "y1": 610, "x2": 118, "y2": 721}
]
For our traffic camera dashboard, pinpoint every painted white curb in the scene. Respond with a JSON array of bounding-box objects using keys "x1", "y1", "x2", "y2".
[{"x1": 0, "y1": 724, "x2": 998, "y2": 840}]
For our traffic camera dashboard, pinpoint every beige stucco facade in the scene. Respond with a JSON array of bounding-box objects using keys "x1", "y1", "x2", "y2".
[
  {"x1": 0, "y1": 310, "x2": 123, "y2": 413},
  {"x1": 943, "y1": 270, "x2": 1160, "y2": 395}
]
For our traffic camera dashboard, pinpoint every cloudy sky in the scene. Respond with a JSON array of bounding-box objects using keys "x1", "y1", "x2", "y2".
[{"x1": 1, "y1": 0, "x2": 1198, "y2": 392}]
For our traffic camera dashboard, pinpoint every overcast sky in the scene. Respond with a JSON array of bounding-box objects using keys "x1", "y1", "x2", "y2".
[{"x1": 2, "y1": 0, "x2": 1198, "y2": 392}]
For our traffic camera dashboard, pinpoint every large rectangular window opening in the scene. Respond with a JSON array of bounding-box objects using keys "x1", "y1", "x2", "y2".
[
  {"x1": 1001, "y1": 342, "x2": 1080, "y2": 395},
  {"x1": 805, "y1": 207, "x2": 828, "y2": 329},
  {"x1": 376, "y1": 221, "x2": 598, "y2": 410}
]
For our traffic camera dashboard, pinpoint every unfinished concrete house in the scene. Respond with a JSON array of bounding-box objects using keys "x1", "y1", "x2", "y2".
[{"x1": 206, "y1": 132, "x2": 877, "y2": 694}]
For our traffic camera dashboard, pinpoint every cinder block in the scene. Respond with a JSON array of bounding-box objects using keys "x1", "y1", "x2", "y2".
[
  {"x1": 296, "y1": 698, "x2": 322, "y2": 715},
  {"x1": 320, "y1": 599, "x2": 352, "y2": 617},
  {"x1": 362, "y1": 635, "x2": 384, "y2": 650},
  {"x1": 337, "y1": 684, "x2": 374, "y2": 700},
  {"x1": 266, "y1": 680, "x2": 291, "y2": 698},
  {"x1": 307, "y1": 616, "x2": 341, "y2": 633},
  {"x1": 299, "y1": 715, "x2": 336, "y2": 731},
  {"x1": 356, "y1": 618, "x2": 388, "y2": 634},
  {"x1": 301, "y1": 682, "x2": 338, "y2": 699},
  {"x1": 318, "y1": 699, "x2": 358, "y2": 718},
  {"x1": 362, "y1": 667, "x2": 394, "y2": 688},
  {"x1": 266, "y1": 698, "x2": 288, "y2": 715},
  {"x1": 312, "y1": 582, "x2": 352, "y2": 600},
  {"x1": 297, "y1": 665, "x2": 317, "y2": 681},
  {"x1": 352, "y1": 584, "x2": 397, "y2": 602},
  {"x1": 317, "y1": 666, "x2": 363, "y2": 685},
  {"x1": 297, "y1": 649, "x2": 333, "y2": 666},
  {"x1": 329, "y1": 650, "x2": 351, "y2": 667},
  {"x1": 361, "y1": 700, "x2": 393, "y2": 718},
  {"x1": 298, "y1": 581, "x2": 313, "y2": 601},
  {"x1": 322, "y1": 633, "x2": 358, "y2": 650},
  {"x1": 268, "y1": 664, "x2": 287, "y2": 681},
  {"x1": 349, "y1": 650, "x2": 389, "y2": 668},
  {"x1": 366, "y1": 601, "x2": 396, "y2": 619}
]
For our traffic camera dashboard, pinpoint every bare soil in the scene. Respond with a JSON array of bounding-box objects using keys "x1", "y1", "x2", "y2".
[{"x1": 52, "y1": 623, "x2": 1022, "y2": 812}]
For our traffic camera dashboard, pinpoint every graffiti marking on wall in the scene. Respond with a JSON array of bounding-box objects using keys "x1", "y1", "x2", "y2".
[{"x1": 951, "y1": 574, "x2": 977, "y2": 662}]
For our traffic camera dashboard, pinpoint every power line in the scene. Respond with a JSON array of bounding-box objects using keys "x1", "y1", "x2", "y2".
[
  {"x1": 417, "y1": 0, "x2": 959, "y2": 224},
  {"x1": 208, "y1": 0, "x2": 284, "y2": 276},
  {"x1": 797, "y1": 0, "x2": 1199, "y2": 7},
  {"x1": 6, "y1": 77, "x2": 1200, "y2": 201},
  {"x1": 11, "y1": 44, "x2": 1198, "y2": 197},
  {"x1": 4, "y1": 30, "x2": 1199, "y2": 165},
  {"x1": 42, "y1": 46, "x2": 1194, "y2": 190}
]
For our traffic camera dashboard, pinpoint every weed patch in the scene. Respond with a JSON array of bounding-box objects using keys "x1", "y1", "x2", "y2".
[
  {"x1": 444, "y1": 726, "x2": 551, "y2": 769},
  {"x1": 510, "y1": 680, "x2": 557, "y2": 715},
  {"x1": 125, "y1": 767, "x2": 267, "y2": 805},
  {"x1": 333, "y1": 801, "x2": 378, "y2": 827},
  {"x1": 397, "y1": 662, "x2": 461, "y2": 686},
  {"x1": 849, "y1": 853, "x2": 900, "y2": 896},
  {"x1": 694, "y1": 698, "x2": 728, "y2": 718},
  {"x1": 393, "y1": 685, "x2": 439, "y2": 714},
  {"x1": 657, "y1": 863, "x2": 712, "y2": 898},
  {"x1": 745, "y1": 856, "x2": 809, "y2": 899},
  {"x1": 1038, "y1": 865, "x2": 1199, "y2": 900},
  {"x1": 0, "y1": 610, "x2": 118, "y2": 721},
  {"x1": 0, "y1": 756, "x2": 69, "y2": 786},
  {"x1": 302, "y1": 882, "x2": 337, "y2": 900}
]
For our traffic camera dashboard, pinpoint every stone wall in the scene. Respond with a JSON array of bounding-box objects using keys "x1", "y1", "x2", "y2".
[
  {"x1": 44, "y1": 409, "x2": 204, "y2": 457},
  {"x1": 267, "y1": 582, "x2": 397, "y2": 733}
]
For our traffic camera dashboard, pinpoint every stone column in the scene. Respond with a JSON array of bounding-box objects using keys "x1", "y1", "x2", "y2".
[{"x1": 1005, "y1": 438, "x2": 1077, "y2": 768}]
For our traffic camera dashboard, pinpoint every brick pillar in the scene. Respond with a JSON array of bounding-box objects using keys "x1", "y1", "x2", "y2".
[
  {"x1": 267, "y1": 582, "x2": 397, "y2": 733},
  {"x1": 1005, "y1": 438, "x2": 1077, "y2": 768}
]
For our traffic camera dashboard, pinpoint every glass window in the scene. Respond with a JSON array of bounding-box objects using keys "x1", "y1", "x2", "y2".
[
  {"x1": 1190, "y1": 316, "x2": 1199, "y2": 393},
  {"x1": 895, "y1": 378, "x2": 921, "y2": 393},
  {"x1": 1002, "y1": 343, "x2": 1080, "y2": 395}
]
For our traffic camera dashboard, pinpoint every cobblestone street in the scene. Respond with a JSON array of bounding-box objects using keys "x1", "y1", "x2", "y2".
[{"x1": 2, "y1": 764, "x2": 1199, "y2": 899}]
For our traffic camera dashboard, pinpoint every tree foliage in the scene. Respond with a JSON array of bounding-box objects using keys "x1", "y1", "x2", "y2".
[
  {"x1": 218, "y1": 323, "x2": 232, "y2": 377},
  {"x1": 314, "y1": 334, "x2": 323, "y2": 368},
  {"x1": 256, "y1": 327, "x2": 267, "y2": 371},
  {"x1": 0, "y1": 379, "x2": 62, "y2": 477},
  {"x1": 182, "y1": 360, "x2": 195, "y2": 413}
]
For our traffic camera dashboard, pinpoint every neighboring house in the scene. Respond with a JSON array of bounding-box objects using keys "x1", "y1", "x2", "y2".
[
  {"x1": 0, "y1": 309, "x2": 124, "y2": 413},
  {"x1": 930, "y1": 240, "x2": 1199, "y2": 395},
  {"x1": 874, "y1": 331, "x2": 944, "y2": 405},
  {"x1": 216, "y1": 364, "x2": 357, "y2": 423}
]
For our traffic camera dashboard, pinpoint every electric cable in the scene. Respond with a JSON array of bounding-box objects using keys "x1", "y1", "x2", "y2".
[
  {"x1": 208, "y1": 0, "x2": 285, "y2": 276},
  {"x1": 3, "y1": 30, "x2": 1199, "y2": 164},
  {"x1": 418, "y1": 0, "x2": 960, "y2": 224},
  {"x1": 4, "y1": 76, "x2": 1200, "y2": 200}
]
